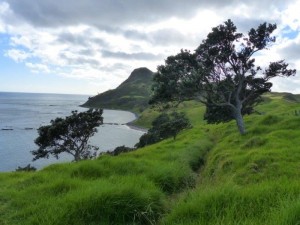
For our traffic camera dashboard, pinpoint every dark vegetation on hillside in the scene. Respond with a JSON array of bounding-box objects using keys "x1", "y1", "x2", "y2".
[
  {"x1": 135, "y1": 112, "x2": 191, "y2": 148},
  {"x1": 82, "y1": 67, "x2": 154, "y2": 113}
]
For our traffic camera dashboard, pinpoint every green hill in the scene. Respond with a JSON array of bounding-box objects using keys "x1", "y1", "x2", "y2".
[
  {"x1": 1, "y1": 92, "x2": 300, "y2": 225},
  {"x1": 82, "y1": 67, "x2": 154, "y2": 113}
]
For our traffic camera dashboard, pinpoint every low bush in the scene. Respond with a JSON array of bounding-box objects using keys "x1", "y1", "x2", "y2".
[{"x1": 135, "y1": 112, "x2": 191, "y2": 148}]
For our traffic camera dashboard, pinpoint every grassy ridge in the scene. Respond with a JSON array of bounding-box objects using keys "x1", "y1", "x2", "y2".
[
  {"x1": 163, "y1": 93, "x2": 300, "y2": 225},
  {"x1": 1, "y1": 92, "x2": 300, "y2": 224}
]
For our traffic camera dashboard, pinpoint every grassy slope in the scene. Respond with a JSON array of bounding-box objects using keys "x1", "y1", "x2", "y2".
[
  {"x1": 1, "y1": 92, "x2": 300, "y2": 224},
  {"x1": 133, "y1": 101, "x2": 205, "y2": 128}
]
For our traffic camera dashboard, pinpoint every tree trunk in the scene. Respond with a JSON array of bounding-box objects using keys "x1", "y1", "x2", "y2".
[
  {"x1": 74, "y1": 151, "x2": 81, "y2": 162},
  {"x1": 232, "y1": 105, "x2": 246, "y2": 135}
]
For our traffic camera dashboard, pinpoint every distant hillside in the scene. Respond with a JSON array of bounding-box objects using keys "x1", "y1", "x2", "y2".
[{"x1": 82, "y1": 67, "x2": 154, "y2": 112}]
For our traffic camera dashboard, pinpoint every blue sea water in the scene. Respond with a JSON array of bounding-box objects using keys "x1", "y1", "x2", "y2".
[{"x1": 0, "y1": 92, "x2": 145, "y2": 172}]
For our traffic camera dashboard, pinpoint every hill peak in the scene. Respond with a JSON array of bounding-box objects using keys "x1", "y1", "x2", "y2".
[
  {"x1": 121, "y1": 67, "x2": 153, "y2": 85},
  {"x1": 81, "y1": 67, "x2": 154, "y2": 112}
]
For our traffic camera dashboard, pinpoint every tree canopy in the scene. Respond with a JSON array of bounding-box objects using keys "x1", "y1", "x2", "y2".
[
  {"x1": 135, "y1": 112, "x2": 191, "y2": 148},
  {"x1": 32, "y1": 109, "x2": 103, "y2": 162},
  {"x1": 150, "y1": 20, "x2": 296, "y2": 134}
]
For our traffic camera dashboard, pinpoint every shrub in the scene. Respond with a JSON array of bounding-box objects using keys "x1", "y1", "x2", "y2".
[
  {"x1": 135, "y1": 112, "x2": 191, "y2": 148},
  {"x1": 16, "y1": 164, "x2": 37, "y2": 172},
  {"x1": 106, "y1": 145, "x2": 135, "y2": 156}
]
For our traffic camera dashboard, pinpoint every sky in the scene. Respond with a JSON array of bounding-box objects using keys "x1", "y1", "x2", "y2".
[{"x1": 0, "y1": 0, "x2": 300, "y2": 95}]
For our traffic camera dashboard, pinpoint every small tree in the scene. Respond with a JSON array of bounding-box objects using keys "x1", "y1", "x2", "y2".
[
  {"x1": 16, "y1": 164, "x2": 37, "y2": 172},
  {"x1": 106, "y1": 145, "x2": 135, "y2": 156},
  {"x1": 156, "y1": 112, "x2": 192, "y2": 140},
  {"x1": 135, "y1": 132, "x2": 160, "y2": 148},
  {"x1": 135, "y1": 112, "x2": 191, "y2": 148},
  {"x1": 150, "y1": 20, "x2": 296, "y2": 134},
  {"x1": 31, "y1": 109, "x2": 103, "y2": 162}
]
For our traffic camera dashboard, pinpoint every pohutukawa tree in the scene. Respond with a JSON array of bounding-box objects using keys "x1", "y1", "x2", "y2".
[
  {"x1": 32, "y1": 109, "x2": 103, "y2": 162},
  {"x1": 150, "y1": 19, "x2": 296, "y2": 134}
]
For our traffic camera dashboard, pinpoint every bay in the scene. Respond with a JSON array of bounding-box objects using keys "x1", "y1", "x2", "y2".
[{"x1": 0, "y1": 92, "x2": 145, "y2": 172}]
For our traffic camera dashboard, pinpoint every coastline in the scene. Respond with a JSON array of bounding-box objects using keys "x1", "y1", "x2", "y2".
[
  {"x1": 82, "y1": 106, "x2": 149, "y2": 133},
  {"x1": 126, "y1": 121, "x2": 148, "y2": 133},
  {"x1": 125, "y1": 111, "x2": 148, "y2": 132}
]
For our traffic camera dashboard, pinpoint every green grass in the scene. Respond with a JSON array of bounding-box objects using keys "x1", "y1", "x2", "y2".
[
  {"x1": 1, "y1": 92, "x2": 300, "y2": 224},
  {"x1": 162, "y1": 94, "x2": 300, "y2": 225}
]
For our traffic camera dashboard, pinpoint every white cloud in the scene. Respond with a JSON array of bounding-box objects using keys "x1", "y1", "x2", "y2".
[
  {"x1": 25, "y1": 62, "x2": 50, "y2": 74},
  {"x1": 281, "y1": 0, "x2": 300, "y2": 31},
  {"x1": 5, "y1": 49, "x2": 31, "y2": 62}
]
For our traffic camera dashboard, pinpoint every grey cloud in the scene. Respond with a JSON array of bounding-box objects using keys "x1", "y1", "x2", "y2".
[
  {"x1": 56, "y1": 32, "x2": 109, "y2": 58},
  {"x1": 231, "y1": 17, "x2": 279, "y2": 34},
  {"x1": 59, "y1": 53, "x2": 101, "y2": 67},
  {"x1": 97, "y1": 63, "x2": 129, "y2": 74},
  {"x1": 78, "y1": 49, "x2": 97, "y2": 57},
  {"x1": 7, "y1": 0, "x2": 246, "y2": 28},
  {"x1": 279, "y1": 43, "x2": 300, "y2": 61},
  {"x1": 123, "y1": 28, "x2": 192, "y2": 46},
  {"x1": 123, "y1": 30, "x2": 148, "y2": 41},
  {"x1": 150, "y1": 29, "x2": 192, "y2": 46},
  {"x1": 101, "y1": 50, "x2": 164, "y2": 60},
  {"x1": 58, "y1": 32, "x2": 89, "y2": 45},
  {"x1": 57, "y1": 32, "x2": 108, "y2": 47}
]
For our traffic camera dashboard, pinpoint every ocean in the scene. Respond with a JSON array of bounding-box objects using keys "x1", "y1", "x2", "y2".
[{"x1": 0, "y1": 92, "x2": 145, "y2": 172}]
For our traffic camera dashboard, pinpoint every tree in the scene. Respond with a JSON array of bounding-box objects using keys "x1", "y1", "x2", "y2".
[
  {"x1": 157, "y1": 112, "x2": 192, "y2": 140},
  {"x1": 31, "y1": 109, "x2": 103, "y2": 162},
  {"x1": 106, "y1": 145, "x2": 135, "y2": 156},
  {"x1": 135, "y1": 112, "x2": 191, "y2": 148},
  {"x1": 150, "y1": 20, "x2": 296, "y2": 134},
  {"x1": 135, "y1": 132, "x2": 160, "y2": 148}
]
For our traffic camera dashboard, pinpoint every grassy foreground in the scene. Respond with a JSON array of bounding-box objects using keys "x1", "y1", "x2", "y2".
[{"x1": 1, "y1": 92, "x2": 300, "y2": 224}]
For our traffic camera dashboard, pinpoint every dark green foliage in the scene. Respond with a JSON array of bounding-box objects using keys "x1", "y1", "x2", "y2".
[
  {"x1": 204, "y1": 103, "x2": 256, "y2": 124},
  {"x1": 150, "y1": 50, "x2": 198, "y2": 105},
  {"x1": 15, "y1": 164, "x2": 36, "y2": 172},
  {"x1": 150, "y1": 20, "x2": 296, "y2": 134},
  {"x1": 82, "y1": 67, "x2": 154, "y2": 112},
  {"x1": 106, "y1": 145, "x2": 135, "y2": 156},
  {"x1": 160, "y1": 112, "x2": 192, "y2": 140},
  {"x1": 32, "y1": 109, "x2": 103, "y2": 162},
  {"x1": 135, "y1": 132, "x2": 159, "y2": 148},
  {"x1": 135, "y1": 112, "x2": 191, "y2": 148},
  {"x1": 204, "y1": 102, "x2": 233, "y2": 124}
]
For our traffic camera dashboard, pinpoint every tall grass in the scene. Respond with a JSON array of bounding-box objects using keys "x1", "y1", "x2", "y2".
[
  {"x1": 161, "y1": 94, "x2": 300, "y2": 225},
  {"x1": 162, "y1": 180, "x2": 300, "y2": 225}
]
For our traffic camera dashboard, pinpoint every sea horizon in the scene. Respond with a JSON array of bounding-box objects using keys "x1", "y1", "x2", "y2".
[{"x1": 0, "y1": 90, "x2": 92, "y2": 97}]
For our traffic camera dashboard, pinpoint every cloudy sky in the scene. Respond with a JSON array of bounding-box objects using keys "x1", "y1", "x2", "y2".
[{"x1": 0, "y1": 0, "x2": 300, "y2": 95}]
